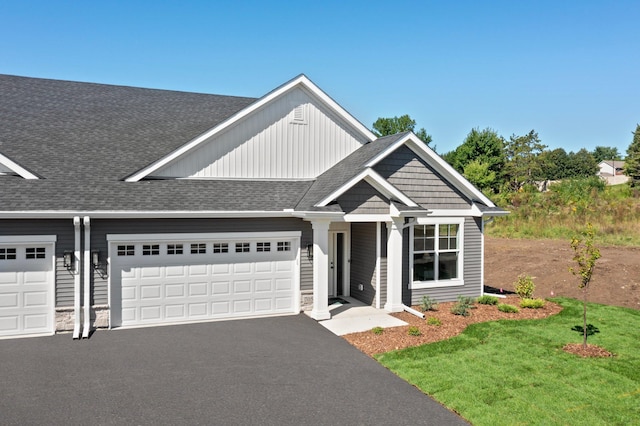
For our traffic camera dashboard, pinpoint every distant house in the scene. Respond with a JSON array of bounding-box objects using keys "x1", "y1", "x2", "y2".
[
  {"x1": 598, "y1": 160, "x2": 629, "y2": 185},
  {"x1": 0, "y1": 74, "x2": 506, "y2": 339}
]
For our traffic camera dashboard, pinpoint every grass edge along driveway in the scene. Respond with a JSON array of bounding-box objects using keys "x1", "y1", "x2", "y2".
[{"x1": 376, "y1": 298, "x2": 640, "y2": 426}]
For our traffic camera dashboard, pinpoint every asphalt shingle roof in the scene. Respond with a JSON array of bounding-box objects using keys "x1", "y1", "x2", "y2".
[{"x1": 0, "y1": 74, "x2": 316, "y2": 213}]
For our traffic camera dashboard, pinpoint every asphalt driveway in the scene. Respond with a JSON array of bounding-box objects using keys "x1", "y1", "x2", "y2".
[{"x1": 0, "y1": 315, "x2": 468, "y2": 425}]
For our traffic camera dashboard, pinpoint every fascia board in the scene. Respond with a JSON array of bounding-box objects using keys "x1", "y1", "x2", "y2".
[
  {"x1": 0, "y1": 152, "x2": 40, "y2": 179},
  {"x1": 366, "y1": 132, "x2": 496, "y2": 208},
  {"x1": 125, "y1": 74, "x2": 376, "y2": 182},
  {"x1": 315, "y1": 169, "x2": 416, "y2": 207}
]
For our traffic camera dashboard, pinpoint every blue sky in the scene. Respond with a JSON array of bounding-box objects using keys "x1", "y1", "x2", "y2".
[{"x1": 1, "y1": 1, "x2": 638, "y2": 155}]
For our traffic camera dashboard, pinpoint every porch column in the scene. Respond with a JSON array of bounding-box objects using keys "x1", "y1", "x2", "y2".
[
  {"x1": 385, "y1": 217, "x2": 404, "y2": 312},
  {"x1": 310, "y1": 219, "x2": 331, "y2": 320}
]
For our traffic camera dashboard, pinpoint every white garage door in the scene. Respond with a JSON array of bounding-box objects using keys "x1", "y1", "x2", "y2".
[
  {"x1": 109, "y1": 232, "x2": 300, "y2": 328},
  {"x1": 0, "y1": 237, "x2": 55, "y2": 338}
]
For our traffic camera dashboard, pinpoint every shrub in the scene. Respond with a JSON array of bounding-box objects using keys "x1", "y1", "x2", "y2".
[
  {"x1": 520, "y1": 298, "x2": 545, "y2": 309},
  {"x1": 514, "y1": 274, "x2": 535, "y2": 298},
  {"x1": 498, "y1": 303, "x2": 519, "y2": 313},
  {"x1": 407, "y1": 326, "x2": 422, "y2": 336},
  {"x1": 426, "y1": 316, "x2": 442, "y2": 326},
  {"x1": 476, "y1": 295, "x2": 499, "y2": 305},
  {"x1": 420, "y1": 295, "x2": 439, "y2": 312},
  {"x1": 451, "y1": 295, "x2": 475, "y2": 316},
  {"x1": 371, "y1": 326, "x2": 384, "y2": 335}
]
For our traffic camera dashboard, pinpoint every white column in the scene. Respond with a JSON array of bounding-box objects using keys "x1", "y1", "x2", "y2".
[
  {"x1": 310, "y1": 219, "x2": 331, "y2": 320},
  {"x1": 385, "y1": 217, "x2": 404, "y2": 312}
]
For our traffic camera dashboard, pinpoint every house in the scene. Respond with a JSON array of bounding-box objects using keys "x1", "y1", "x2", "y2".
[
  {"x1": 597, "y1": 160, "x2": 629, "y2": 185},
  {"x1": 0, "y1": 74, "x2": 506, "y2": 339}
]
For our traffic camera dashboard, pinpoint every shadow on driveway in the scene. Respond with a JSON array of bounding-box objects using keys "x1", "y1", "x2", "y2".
[{"x1": 0, "y1": 315, "x2": 468, "y2": 425}]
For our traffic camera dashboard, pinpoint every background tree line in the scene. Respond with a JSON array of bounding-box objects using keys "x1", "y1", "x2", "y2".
[{"x1": 372, "y1": 115, "x2": 640, "y2": 193}]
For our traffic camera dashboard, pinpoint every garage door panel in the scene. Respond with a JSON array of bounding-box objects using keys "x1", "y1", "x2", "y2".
[
  {"x1": 255, "y1": 279, "x2": 273, "y2": 292},
  {"x1": 0, "y1": 316, "x2": 19, "y2": 332},
  {"x1": 113, "y1": 236, "x2": 298, "y2": 328},
  {"x1": 0, "y1": 292, "x2": 18, "y2": 308},
  {"x1": 165, "y1": 304, "x2": 186, "y2": 319},
  {"x1": 0, "y1": 272, "x2": 19, "y2": 285},
  {"x1": 23, "y1": 314, "x2": 48, "y2": 330},
  {"x1": 24, "y1": 291, "x2": 48, "y2": 307},
  {"x1": 212, "y1": 282, "x2": 229, "y2": 295},
  {"x1": 140, "y1": 285, "x2": 161, "y2": 300},
  {"x1": 233, "y1": 281, "x2": 251, "y2": 294},
  {"x1": 165, "y1": 284, "x2": 185, "y2": 298},
  {"x1": 189, "y1": 303, "x2": 207, "y2": 316},
  {"x1": 190, "y1": 282, "x2": 209, "y2": 296}
]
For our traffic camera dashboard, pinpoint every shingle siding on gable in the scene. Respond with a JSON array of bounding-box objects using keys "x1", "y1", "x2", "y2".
[
  {"x1": 336, "y1": 181, "x2": 389, "y2": 214},
  {"x1": 375, "y1": 145, "x2": 471, "y2": 209}
]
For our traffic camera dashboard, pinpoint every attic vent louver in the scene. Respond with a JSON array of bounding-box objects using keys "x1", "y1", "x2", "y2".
[{"x1": 292, "y1": 104, "x2": 307, "y2": 124}]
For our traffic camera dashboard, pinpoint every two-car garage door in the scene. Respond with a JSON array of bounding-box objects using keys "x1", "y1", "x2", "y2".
[{"x1": 108, "y1": 232, "x2": 300, "y2": 328}]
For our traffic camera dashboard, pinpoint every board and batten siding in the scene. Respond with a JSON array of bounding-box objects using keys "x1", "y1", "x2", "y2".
[
  {"x1": 154, "y1": 86, "x2": 368, "y2": 179},
  {"x1": 90, "y1": 218, "x2": 313, "y2": 306},
  {"x1": 337, "y1": 181, "x2": 389, "y2": 215},
  {"x1": 375, "y1": 145, "x2": 471, "y2": 209},
  {"x1": 0, "y1": 219, "x2": 75, "y2": 307},
  {"x1": 403, "y1": 217, "x2": 483, "y2": 305},
  {"x1": 350, "y1": 222, "x2": 378, "y2": 305}
]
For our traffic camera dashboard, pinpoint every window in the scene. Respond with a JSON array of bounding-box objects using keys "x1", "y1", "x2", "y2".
[
  {"x1": 167, "y1": 244, "x2": 183, "y2": 255},
  {"x1": 26, "y1": 247, "x2": 46, "y2": 259},
  {"x1": 412, "y1": 221, "x2": 462, "y2": 287},
  {"x1": 213, "y1": 243, "x2": 228, "y2": 253},
  {"x1": 143, "y1": 244, "x2": 160, "y2": 256},
  {"x1": 256, "y1": 242, "x2": 271, "y2": 252},
  {"x1": 235, "y1": 242, "x2": 250, "y2": 253},
  {"x1": 277, "y1": 241, "x2": 291, "y2": 252},
  {"x1": 0, "y1": 248, "x2": 17, "y2": 260},
  {"x1": 190, "y1": 243, "x2": 206, "y2": 254},
  {"x1": 117, "y1": 245, "x2": 135, "y2": 256}
]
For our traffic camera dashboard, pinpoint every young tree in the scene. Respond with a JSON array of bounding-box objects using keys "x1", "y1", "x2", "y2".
[
  {"x1": 569, "y1": 223, "x2": 601, "y2": 348},
  {"x1": 624, "y1": 124, "x2": 640, "y2": 187},
  {"x1": 503, "y1": 130, "x2": 547, "y2": 191},
  {"x1": 372, "y1": 115, "x2": 433, "y2": 148},
  {"x1": 463, "y1": 160, "x2": 496, "y2": 192}
]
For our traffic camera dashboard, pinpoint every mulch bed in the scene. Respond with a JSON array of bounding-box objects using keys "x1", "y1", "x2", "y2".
[
  {"x1": 343, "y1": 296, "x2": 565, "y2": 356},
  {"x1": 563, "y1": 343, "x2": 614, "y2": 358}
]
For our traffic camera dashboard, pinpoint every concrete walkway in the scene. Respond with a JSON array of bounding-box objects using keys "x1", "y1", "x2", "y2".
[{"x1": 316, "y1": 297, "x2": 408, "y2": 335}]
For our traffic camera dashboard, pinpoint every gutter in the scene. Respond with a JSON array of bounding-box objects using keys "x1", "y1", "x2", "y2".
[{"x1": 72, "y1": 216, "x2": 81, "y2": 339}]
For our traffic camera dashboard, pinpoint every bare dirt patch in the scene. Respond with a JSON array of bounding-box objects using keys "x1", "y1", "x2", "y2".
[
  {"x1": 485, "y1": 237, "x2": 640, "y2": 310},
  {"x1": 343, "y1": 238, "x2": 639, "y2": 357}
]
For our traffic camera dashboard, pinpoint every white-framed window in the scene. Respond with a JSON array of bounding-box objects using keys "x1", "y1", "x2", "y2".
[
  {"x1": 142, "y1": 244, "x2": 160, "y2": 256},
  {"x1": 167, "y1": 244, "x2": 183, "y2": 255},
  {"x1": 213, "y1": 243, "x2": 228, "y2": 253},
  {"x1": 117, "y1": 245, "x2": 135, "y2": 256},
  {"x1": 235, "y1": 242, "x2": 250, "y2": 253},
  {"x1": 190, "y1": 243, "x2": 207, "y2": 254},
  {"x1": 26, "y1": 247, "x2": 46, "y2": 259},
  {"x1": 0, "y1": 248, "x2": 17, "y2": 260},
  {"x1": 256, "y1": 242, "x2": 271, "y2": 252},
  {"x1": 277, "y1": 241, "x2": 291, "y2": 252},
  {"x1": 410, "y1": 218, "x2": 464, "y2": 289}
]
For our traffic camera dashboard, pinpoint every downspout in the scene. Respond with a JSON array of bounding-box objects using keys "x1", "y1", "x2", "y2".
[
  {"x1": 72, "y1": 216, "x2": 81, "y2": 339},
  {"x1": 82, "y1": 216, "x2": 91, "y2": 338}
]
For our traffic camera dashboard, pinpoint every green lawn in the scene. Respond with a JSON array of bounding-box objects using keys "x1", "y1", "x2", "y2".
[{"x1": 376, "y1": 298, "x2": 640, "y2": 425}]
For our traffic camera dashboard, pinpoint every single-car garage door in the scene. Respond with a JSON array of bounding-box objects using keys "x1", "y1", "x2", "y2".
[
  {"x1": 0, "y1": 236, "x2": 56, "y2": 338},
  {"x1": 108, "y1": 232, "x2": 300, "y2": 328}
]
